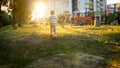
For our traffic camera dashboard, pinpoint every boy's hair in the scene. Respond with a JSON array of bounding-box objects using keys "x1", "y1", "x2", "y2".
[{"x1": 50, "y1": 10, "x2": 55, "y2": 15}]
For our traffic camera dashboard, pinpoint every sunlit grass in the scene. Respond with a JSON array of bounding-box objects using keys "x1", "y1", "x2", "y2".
[{"x1": 0, "y1": 24, "x2": 120, "y2": 68}]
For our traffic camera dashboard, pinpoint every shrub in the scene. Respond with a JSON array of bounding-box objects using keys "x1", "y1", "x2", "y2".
[
  {"x1": 0, "y1": 11, "x2": 12, "y2": 27},
  {"x1": 106, "y1": 13, "x2": 117, "y2": 24}
]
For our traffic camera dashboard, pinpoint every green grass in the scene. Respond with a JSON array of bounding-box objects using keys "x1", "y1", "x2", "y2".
[{"x1": 0, "y1": 24, "x2": 120, "y2": 68}]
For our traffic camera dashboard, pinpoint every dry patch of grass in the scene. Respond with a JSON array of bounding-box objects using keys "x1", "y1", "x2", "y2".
[{"x1": 27, "y1": 53, "x2": 106, "y2": 68}]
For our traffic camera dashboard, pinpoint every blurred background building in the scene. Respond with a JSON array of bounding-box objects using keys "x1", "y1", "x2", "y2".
[
  {"x1": 48, "y1": 0, "x2": 106, "y2": 17},
  {"x1": 107, "y1": 3, "x2": 120, "y2": 13}
]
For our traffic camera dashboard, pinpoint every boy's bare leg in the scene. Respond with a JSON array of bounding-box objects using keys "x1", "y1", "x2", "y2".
[
  {"x1": 54, "y1": 32, "x2": 57, "y2": 38},
  {"x1": 53, "y1": 25, "x2": 57, "y2": 38},
  {"x1": 50, "y1": 27, "x2": 52, "y2": 37}
]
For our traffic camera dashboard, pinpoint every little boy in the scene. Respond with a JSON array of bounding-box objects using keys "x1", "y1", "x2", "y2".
[{"x1": 49, "y1": 10, "x2": 57, "y2": 38}]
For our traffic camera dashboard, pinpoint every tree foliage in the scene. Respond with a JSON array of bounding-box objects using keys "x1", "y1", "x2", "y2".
[
  {"x1": 0, "y1": 0, "x2": 11, "y2": 27},
  {"x1": 0, "y1": 11, "x2": 12, "y2": 27},
  {"x1": 0, "y1": 0, "x2": 10, "y2": 12}
]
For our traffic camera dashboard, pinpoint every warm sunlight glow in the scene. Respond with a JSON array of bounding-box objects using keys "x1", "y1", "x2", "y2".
[{"x1": 31, "y1": 2, "x2": 46, "y2": 20}]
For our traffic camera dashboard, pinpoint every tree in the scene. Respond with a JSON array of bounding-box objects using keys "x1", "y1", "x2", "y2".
[
  {"x1": 57, "y1": 12, "x2": 69, "y2": 28},
  {"x1": 10, "y1": 0, "x2": 34, "y2": 28},
  {"x1": 0, "y1": 0, "x2": 9, "y2": 11}
]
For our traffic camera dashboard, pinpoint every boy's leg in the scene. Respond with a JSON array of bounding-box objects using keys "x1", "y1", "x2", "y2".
[
  {"x1": 53, "y1": 25, "x2": 57, "y2": 38},
  {"x1": 50, "y1": 25, "x2": 52, "y2": 37}
]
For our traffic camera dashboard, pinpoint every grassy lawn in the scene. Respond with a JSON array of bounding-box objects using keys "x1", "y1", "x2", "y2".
[{"x1": 0, "y1": 24, "x2": 120, "y2": 68}]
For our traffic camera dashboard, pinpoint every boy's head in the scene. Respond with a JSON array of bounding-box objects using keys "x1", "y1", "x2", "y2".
[{"x1": 50, "y1": 10, "x2": 55, "y2": 15}]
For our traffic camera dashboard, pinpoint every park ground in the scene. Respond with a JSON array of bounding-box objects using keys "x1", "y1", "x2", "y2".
[{"x1": 0, "y1": 24, "x2": 120, "y2": 68}]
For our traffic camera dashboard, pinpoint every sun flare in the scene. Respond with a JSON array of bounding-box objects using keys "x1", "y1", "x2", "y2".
[{"x1": 31, "y1": 2, "x2": 46, "y2": 20}]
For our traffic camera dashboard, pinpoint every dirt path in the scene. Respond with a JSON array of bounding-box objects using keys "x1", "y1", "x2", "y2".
[{"x1": 26, "y1": 52, "x2": 106, "y2": 68}]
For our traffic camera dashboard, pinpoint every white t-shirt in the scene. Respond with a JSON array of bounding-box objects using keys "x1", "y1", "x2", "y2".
[{"x1": 49, "y1": 15, "x2": 56, "y2": 24}]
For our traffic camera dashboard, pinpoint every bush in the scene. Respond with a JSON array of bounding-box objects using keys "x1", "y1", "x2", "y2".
[
  {"x1": 106, "y1": 13, "x2": 117, "y2": 24},
  {"x1": 0, "y1": 11, "x2": 12, "y2": 27},
  {"x1": 57, "y1": 13, "x2": 70, "y2": 24}
]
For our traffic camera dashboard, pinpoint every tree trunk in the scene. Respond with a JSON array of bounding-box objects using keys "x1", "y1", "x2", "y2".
[
  {"x1": 0, "y1": 6, "x2": 1, "y2": 12},
  {"x1": 0, "y1": 2, "x2": 2, "y2": 12},
  {"x1": 12, "y1": 7, "x2": 17, "y2": 29},
  {"x1": 18, "y1": 18, "x2": 22, "y2": 27},
  {"x1": 13, "y1": 15, "x2": 17, "y2": 29}
]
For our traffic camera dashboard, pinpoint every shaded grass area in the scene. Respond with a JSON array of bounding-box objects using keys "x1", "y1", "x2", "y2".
[{"x1": 0, "y1": 25, "x2": 120, "y2": 68}]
